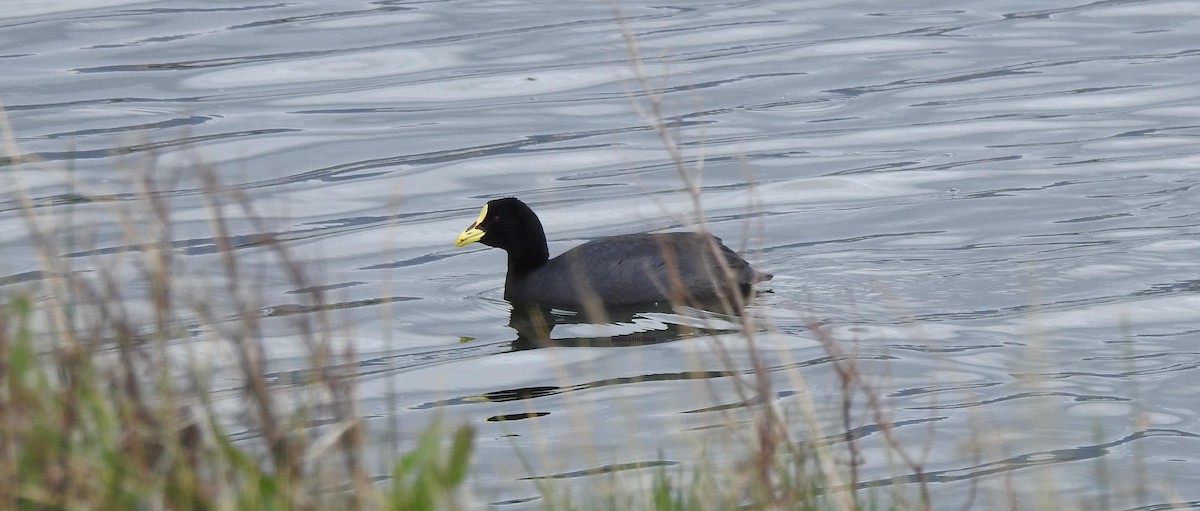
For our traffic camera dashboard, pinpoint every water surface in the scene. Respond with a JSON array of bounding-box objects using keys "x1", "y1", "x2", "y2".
[{"x1": 3, "y1": 0, "x2": 1200, "y2": 508}]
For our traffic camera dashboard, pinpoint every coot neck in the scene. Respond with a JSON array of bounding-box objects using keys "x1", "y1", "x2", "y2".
[
  {"x1": 505, "y1": 238, "x2": 549, "y2": 277},
  {"x1": 503, "y1": 200, "x2": 551, "y2": 278}
]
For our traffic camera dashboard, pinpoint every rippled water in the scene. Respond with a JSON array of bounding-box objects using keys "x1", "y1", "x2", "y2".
[{"x1": 4, "y1": 0, "x2": 1200, "y2": 508}]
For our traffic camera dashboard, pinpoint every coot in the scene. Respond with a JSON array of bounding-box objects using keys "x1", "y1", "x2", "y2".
[{"x1": 454, "y1": 197, "x2": 771, "y2": 310}]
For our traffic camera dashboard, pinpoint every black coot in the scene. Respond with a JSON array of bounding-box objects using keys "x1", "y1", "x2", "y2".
[{"x1": 454, "y1": 197, "x2": 772, "y2": 310}]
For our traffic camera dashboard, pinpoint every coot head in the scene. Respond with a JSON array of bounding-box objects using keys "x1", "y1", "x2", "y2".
[{"x1": 454, "y1": 198, "x2": 550, "y2": 275}]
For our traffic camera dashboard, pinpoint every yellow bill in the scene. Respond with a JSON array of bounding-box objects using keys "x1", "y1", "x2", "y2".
[{"x1": 454, "y1": 204, "x2": 488, "y2": 247}]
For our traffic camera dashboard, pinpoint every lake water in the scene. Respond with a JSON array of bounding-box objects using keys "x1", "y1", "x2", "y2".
[{"x1": 4, "y1": 0, "x2": 1200, "y2": 508}]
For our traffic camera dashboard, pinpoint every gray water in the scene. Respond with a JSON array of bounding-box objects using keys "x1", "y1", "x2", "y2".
[{"x1": 4, "y1": 0, "x2": 1200, "y2": 508}]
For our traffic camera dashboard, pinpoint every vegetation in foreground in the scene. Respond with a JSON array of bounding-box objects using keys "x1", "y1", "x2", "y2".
[
  {"x1": 0, "y1": 166, "x2": 479, "y2": 510},
  {"x1": 0, "y1": 151, "x2": 936, "y2": 510}
]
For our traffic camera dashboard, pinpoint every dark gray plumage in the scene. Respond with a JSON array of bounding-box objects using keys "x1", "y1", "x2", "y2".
[{"x1": 455, "y1": 197, "x2": 772, "y2": 310}]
